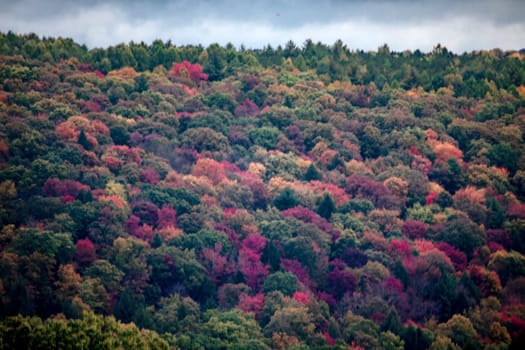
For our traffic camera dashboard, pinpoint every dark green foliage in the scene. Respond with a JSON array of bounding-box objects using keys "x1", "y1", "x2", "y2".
[
  {"x1": 339, "y1": 199, "x2": 375, "y2": 215},
  {"x1": 304, "y1": 163, "x2": 322, "y2": 181},
  {"x1": 77, "y1": 129, "x2": 92, "y2": 150},
  {"x1": 203, "y1": 44, "x2": 227, "y2": 81},
  {"x1": 273, "y1": 187, "x2": 299, "y2": 210},
  {"x1": 429, "y1": 158, "x2": 466, "y2": 194},
  {"x1": 10, "y1": 228, "x2": 75, "y2": 264},
  {"x1": 317, "y1": 192, "x2": 336, "y2": 219},
  {"x1": 110, "y1": 125, "x2": 130, "y2": 145},
  {"x1": 134, "y1": 74, "x2": 149, "y2": 92},
  {"x1": 187, "y1": 111, "x2": 230, "y2": 135},
  {"x1": 436, "y1": 190, "x2": 453, "y2": 208},
  {"x1": 262, "y1": 271, "x2": 300, "y2": 296},
  {"x1": 438, "y1": 215, "x2": 487, "y2": 258},
  {"x1": 488, "y1": 143, "x2": 520, "y2": 175},
  {"x1": 248, "y1": 126, "x2": 281, "y2": 150},
  {"x1": 401, "y1": 325, "x2": 434, "y2": 350}
]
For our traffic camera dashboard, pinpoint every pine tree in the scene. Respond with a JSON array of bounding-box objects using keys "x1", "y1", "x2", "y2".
[
  {"x1": 77, "y1": 129, "x2": 92, "y2": 150},
  {"x1": 317, "y1": 193, "x2": 336, "y2": 219},
  {"x1": 273, "y1": 187, "x2": 299, "y2": 210},
  {"x1": 304, "y1": 163, "x2": 322, "y2": 181}
]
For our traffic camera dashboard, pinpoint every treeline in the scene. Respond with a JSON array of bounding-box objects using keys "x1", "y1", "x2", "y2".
[
  {"x1": 0, "y1": 31, "x2": 525, "y2": 349},
  {"x1": 2, "y1": 31, "x2": 525, "y2": 97}
]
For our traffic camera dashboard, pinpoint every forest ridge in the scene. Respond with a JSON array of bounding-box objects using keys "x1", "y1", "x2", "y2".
[{"x1": 0, "y1": 32, "x2": 525, "y2": 349}]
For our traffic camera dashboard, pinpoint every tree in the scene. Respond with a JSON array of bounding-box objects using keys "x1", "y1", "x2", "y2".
[
  {"x1": 487, "y1": 143, "x2": 519, "y2": 174},
  {"x1": 170, "y1": 60, "x2": 208, "y2": 82},
  {"x1": 264, "y1": 304, "x2": 315, "y2": 341},
  {"x1": 438, "y1": 216, "x2": 486, "y2": 258},
  {"x1": 201, "y1": 243, "x2": 234, "y2": 284},
  {"x1": 182, "y1": 127, "x2": 229, "y2": 154},
  {"x1": 402, "y1": 220, "x2": 427, "y2": 239},
  {"x1": 248, "y1": 127, "x2": 281, "y2": 150},
  {"x1": 326, "y1": 267, "x2": 357, "y2": 299},
  {"x1": 487, "y1": 250, "x2": 525, "y2": 285},
  {"x1": 303, "y1": 164, "x2": 322, "y2": 184},
  {"x1": 75, "y1": 238, "x2": 96, "y2": 265},
  {"x1": 273, "y1": 187, "x2": 299, "y2": 211},
  {"x1": 234, "y1": 99, "x2": 260, "y2": 118},
  {"x1": 195, "y1": 309, "x2": 265, "y2": 349},
  {"x1": 11, "y1": 228, "x2": 75, "y2": 264},
  {"x1": 262, "y1": 271, "x2": 300, "y2": 296},
  {"x1": 429, "y1": 158, "x2": 466, "y2": 194},
  {"x1": 239, "y1": 235, "x2": 269, "y2": 291},
  {"x1": 0, "y1": 312, "x2": 170, "y2": 350},
  {"x1": 110, "y1": 125, "x2": 130, "y2": 145},
  {"x1": 379, "y1": 331, "x2": 405, "y2": 350},
  {"x1": 77, "y1": 129, "x2": 92, "y2": 150},
  {"x1": 203, "y1": 44, "x2": 227, "y2": 81},
  {"x1": 437, "y1": 314, "x2": 479, "y2": 349},
  {"x1": 151, "y1": 294, "x2": 200, "y2": 335},
  {"x1": 317, "y1": 193, "x2": 336, "y2": 220}
]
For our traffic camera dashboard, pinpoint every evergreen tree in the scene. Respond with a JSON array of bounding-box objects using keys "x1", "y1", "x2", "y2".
[
  {"x1": 304, "y1": 163, "x2": 322, "y2": 181},
  {"x1": 317, "y1": 193, "x2": 336, "y2": 219},
  {"x1": 273, "y1": 187, "x2": 299, "y2": 210},
  {"x1": 77, "y1": 129, "x2": 92, "y2": 150}
]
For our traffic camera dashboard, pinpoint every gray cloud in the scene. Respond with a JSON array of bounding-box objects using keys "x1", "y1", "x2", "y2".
[{"x1": 0, "y1": 0, "x2": 524, "y2": 52}]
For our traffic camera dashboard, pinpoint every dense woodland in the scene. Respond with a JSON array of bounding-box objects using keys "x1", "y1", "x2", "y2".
[{"x1": 1, "y1": 31, "x2": 525, "y2": 349}]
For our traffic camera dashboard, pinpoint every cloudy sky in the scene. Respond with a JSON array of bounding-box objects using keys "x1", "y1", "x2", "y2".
[{"x1": 0, "y1": 0, "x2": 524, "y2": 53}]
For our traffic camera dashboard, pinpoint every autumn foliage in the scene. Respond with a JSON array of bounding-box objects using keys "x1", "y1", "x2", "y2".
[
  {"x1": 170, "y1": 61, "x2": 208, "y2": 82},
  {"x1": 1, "y1": 32, "x2": 525, "y2": 349}
]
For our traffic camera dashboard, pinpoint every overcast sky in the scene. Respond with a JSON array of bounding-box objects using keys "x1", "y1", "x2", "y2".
[{"x1": 1, "y1": 0, "x2": 524, "y2": 53}]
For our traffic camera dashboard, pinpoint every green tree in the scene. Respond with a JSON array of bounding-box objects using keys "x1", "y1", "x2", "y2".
[
  {"x1": 151, "y1": 294, "x2": 200, "y2": 335},
  {"x1": 379, "y1": 331, "x2": 405, "y2": 350},
  {"x1": 438, "y1": 215, "x2": 486, "y2": 258},
  {"x1": 317, "y1": 192, "x2": 336, "y2": 219},
  {"x1": 110, "y1": 125, "x2": 130, "y2": 145},
  {"x1": 487, "y1": 143, "x2": 519, "y2": 174},
  {"x1": 263, "y1": 304, "x2": 315, "y2": 341},
  {"x1": 194, "y1": 309, "x2": 266, "y2": 349},
  {"x1": 182, "y1": 127, "x2": 229, "y2": 154},
  {"x1": 203, "y1": 44, "x2": 227, "y2": 81},
  {"x1": 262, "y1": 271, "x2": 300, "y2": 296},
  {"x1": 248, "y1": 127, "x2": 281, "y2": 150},
  {"x1": 437, "y1": 314, "x2": 479, "y2": 350},
  {"x1": 273, "y1": 187, "x2": 299, "y2": 211},
  {"x1": 304, "y1": 163, "x2": 322, "y2": 181},
  {"x1": 77, "y1": 129, "x2": 92, "y2": 150}
]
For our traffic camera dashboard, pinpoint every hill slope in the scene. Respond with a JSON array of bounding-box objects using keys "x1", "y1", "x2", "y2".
[{"x1": 1, "y1": 33, "x2": 525, "y2": 349}]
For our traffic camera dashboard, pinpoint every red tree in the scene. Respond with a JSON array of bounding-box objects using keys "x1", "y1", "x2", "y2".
[
  {"x1": 157, "y1": 205, "x2": 177, "y2": 229},
  {"x1": 238, "y1": 293, "x2": 265, "y2": 318},
  {"x1": 281, "y1": 258, "x2": 311, "y2": 287},
  {"x1": 238, "y1": 234, "x2": 269, "y2": 290},
  {"x1": 75, "y1": 238, "x2": 96, "y2": 264},
  {"x1": 437, "y1": 242, "x2": 467, "y2": 271},
  {"x1": 170, "y1": 61, "x2": 208, "y2": 82},
  {"x1": 140, "y1": 167, "x2": 160, "y2": 185},
  {"x1": 390, "y1": 239, "x2": 413, "y2": 258},
  {"x1": 201, "y1": 243, "x2": 233, "y2": 284},
  {"x1": 42, "y1": 178, "x2": 90, "y2": 198},
  {"x1": 282, "y1": 206, "x2": 333, "y2": 233},
  {"x1": 402, "y1": 220, "x2": 427, "y2": 239},
  {"x1": 234, "y1": 99, "x2": 260, "y2": 118},
  {"x1": 292, "y1": 291, "x2": 309, "y2": 304}
]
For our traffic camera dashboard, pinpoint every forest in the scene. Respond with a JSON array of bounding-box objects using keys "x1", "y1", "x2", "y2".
[{"x1": 0, "y1": 31, "x2": 525, "y2": 349}]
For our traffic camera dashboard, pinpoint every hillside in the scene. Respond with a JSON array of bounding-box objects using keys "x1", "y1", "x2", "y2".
[{"x1": 1, "y1": 32, "x2": 525, "y2": 349}]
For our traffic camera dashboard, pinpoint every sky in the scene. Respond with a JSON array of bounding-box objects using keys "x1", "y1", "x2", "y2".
[{"x1": 0, "y1": 0, "x2": 524, "y2": 53}]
